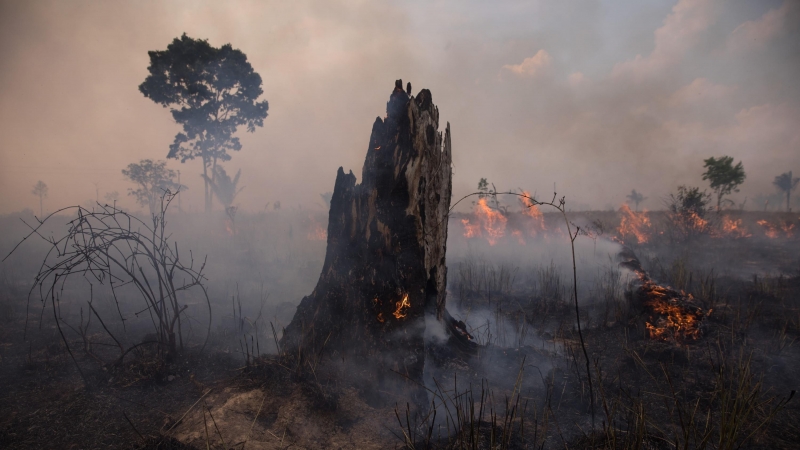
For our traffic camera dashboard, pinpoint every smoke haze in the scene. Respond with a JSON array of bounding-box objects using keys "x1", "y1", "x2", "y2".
[{"x1": 1, "y1": 0, "x2": 799, "y2": 213}]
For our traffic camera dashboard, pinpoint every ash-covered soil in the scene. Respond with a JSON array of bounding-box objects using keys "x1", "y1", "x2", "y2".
[{"x1": 0, "y1": 211, "x2": 799, "y2": 449}]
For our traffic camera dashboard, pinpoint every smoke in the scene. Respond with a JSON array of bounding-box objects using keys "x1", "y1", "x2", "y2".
[{"x1": 1, "y1": 1, "x2": 799, "y2": 215}]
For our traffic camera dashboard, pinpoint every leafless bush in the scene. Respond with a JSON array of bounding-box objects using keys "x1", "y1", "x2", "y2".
[{"x1": 4, "y1": 190, "x2": 211, "y2": 377}]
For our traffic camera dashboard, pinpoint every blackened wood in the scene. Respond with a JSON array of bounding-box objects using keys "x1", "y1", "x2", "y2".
[{"x1": 281, "y1": 81, "x2": 452, "y2": 383}]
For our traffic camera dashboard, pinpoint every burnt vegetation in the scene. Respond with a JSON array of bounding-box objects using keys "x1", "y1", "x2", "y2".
[{"x1": 1, "y1": 82, "x2": 799, "y2": 450}]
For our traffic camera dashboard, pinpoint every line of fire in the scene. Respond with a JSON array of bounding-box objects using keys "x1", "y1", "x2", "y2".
[{"x1": 4, "y1": 78, "x2": 800, "y2": 449}]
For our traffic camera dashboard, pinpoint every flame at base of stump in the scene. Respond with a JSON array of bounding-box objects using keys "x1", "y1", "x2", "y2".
[{"x1": 280, "y1": 81, "x2": 465, "y2": 397}]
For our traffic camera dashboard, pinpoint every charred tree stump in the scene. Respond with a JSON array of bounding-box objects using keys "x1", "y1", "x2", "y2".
[{"x1": 281, "y1": 80, "x2": 457, "y2": 386}]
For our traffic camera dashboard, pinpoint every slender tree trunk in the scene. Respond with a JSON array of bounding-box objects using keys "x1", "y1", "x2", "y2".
[
  {"x1": 202, "y1": 156, "x2": 211, "y2": 213},
  {"x1": 210, "y1": 156, "x2": 218, "y2": 212},
  {"x1": 39, "y1": 195, "x2": 43, "y2": 217}
]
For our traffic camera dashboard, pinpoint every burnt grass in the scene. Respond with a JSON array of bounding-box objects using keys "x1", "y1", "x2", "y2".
[{"x1": 0, "y1": 211, "x2": 799, "y2": 448}]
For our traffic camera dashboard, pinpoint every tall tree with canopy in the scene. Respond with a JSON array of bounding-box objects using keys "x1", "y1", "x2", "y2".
[
  {"x1": 139, "y1": 34, "x2": 268, "y2": 212},
  {"x1": 701, "y1": 156, "x2": 745, "y2": 211},
  {"x1": 773, "y1": 171, "x2": 800, "y2": 212}
]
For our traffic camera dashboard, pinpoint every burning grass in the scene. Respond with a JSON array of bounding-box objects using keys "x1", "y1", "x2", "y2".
[
  {"x1": 456, "y1": 202, "x2": 799, "y2": 249},
  {"x1": 1, "y1": 207, "x2": 799, "y2": 448}
]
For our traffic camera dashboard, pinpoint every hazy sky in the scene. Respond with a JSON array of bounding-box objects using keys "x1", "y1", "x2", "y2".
[{"x1": 1, "y1": 0, "x2": 798, "y2": 214}]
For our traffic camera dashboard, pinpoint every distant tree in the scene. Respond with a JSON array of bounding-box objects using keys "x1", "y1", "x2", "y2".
[
  {"x1": 477, "y1": 178, "x2": 489, "y2": 199},
  {"x1": 122, "y1": 159, "x2": 182, "y2": 215},
  {"x1": 139, "y1": 34, "x2": 269, "y2": 213},
  {"x1": 201, "y1": 165, "x2": 243, "y2": 208},
  {"x1": 773, "y1": 171, "x2": 800, "y2": 212},
  {"x1": 474, "y1": 177, "x2": 504, "y2": 211},
  {"x1": 31, "y1": 181, "x2": 48, "y2": 216},
  {"x1": 625, "y1": 189, "x2": 646, "y2": 211},
  {"x1": 104, "y1": 191, "x2": 120, "y2": 204},
  {"x1": 702, "y1": 156, "x2": 745, "y2": 211}
]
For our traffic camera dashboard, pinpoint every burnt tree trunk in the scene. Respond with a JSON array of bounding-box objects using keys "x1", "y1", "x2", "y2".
[{"x1": 280, "y1": 81, "x2": 452, "y2": 384}]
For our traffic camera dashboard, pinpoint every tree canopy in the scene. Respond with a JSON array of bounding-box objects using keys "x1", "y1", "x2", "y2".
[
  {"x1": 701, "y1": 156, "x2": 745, "y2": 211},
  {"x1": 625, "y1": 189, "x2": 646, "y2": 211},
  {"x1": 139, "y1": 34, "x2": 268, "y2": 212},
  {"x1": 773, "y1": 170, "x2": 800, "y2": 212},
  {"x1": 122, "y1": 159, "x2": 182, "y2": 215}
]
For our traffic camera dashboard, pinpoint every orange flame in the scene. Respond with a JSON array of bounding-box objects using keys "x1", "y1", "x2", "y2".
[
  {"x1": 644, "y1": 295, "x2": 705, "y2": 342},
  {"x1": 625, "y1": 263, "x2": 710, "y2": 344},
  {"x1": 393, "y1": 293, "x2": 411, "y2": 319},
  {"x1": 519, "y1": 191, "x2": 543, "y2": 220},
  {"x1": 683, "y1": 211, "x2": 709, "y2": 232},
  {"x1": 519, "y1": 191, "x2": 546, "y2": 238},
  {"x1": 461, "y1": 198, "x2": 507, "y2": 245},
  {"x1": 716, "y1": 216, "x2": 751, "y2": 239},
  {"x1": 461, "y1": 218, "x2": 482, "y2": 239},
  {"x1": 617, "y1": 204, "x2": 651, "y2": 244},
  {"x1": 757, "y1": 219, "x2": 795, "y2": 238}
]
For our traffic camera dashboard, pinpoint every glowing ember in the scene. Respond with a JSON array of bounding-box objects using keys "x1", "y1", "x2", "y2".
[
  {"x1": 393, "y1": 293, "x2": 411, "y2": 319},
  {"x1": 617, "y1": 204, "x2": 651, "y2": 244},
  {"x1": 622, "y1": 253, "x2": 710, "y2": 345},
  {"x1": 377, "y1": 312, "x2": 385, "y2": 323},
  {"x1": 642, "y1": 286, "x2": 708, "y2": 343}
]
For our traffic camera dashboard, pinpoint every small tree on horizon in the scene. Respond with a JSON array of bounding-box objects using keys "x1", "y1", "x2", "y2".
[
  {"x1": 773, "y1": 171, "x2": 800, "y2": 212},
  {"x1": 32, "y1": 180, "x2": 48, "y2": 216},
  {"x1": 122, "y1": 159, "x2": 183, "y2": 216},
  {"x1": 625, "y1": 189, "x2": 646, "y2": 211},
  {"x1": 702, "y1": 156, "x2": 745, "y2": 211}
]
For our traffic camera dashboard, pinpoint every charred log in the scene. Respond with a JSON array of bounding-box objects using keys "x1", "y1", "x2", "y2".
[{"x1": 280, "y1": 81, "x2": 457, "y2": 384}]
